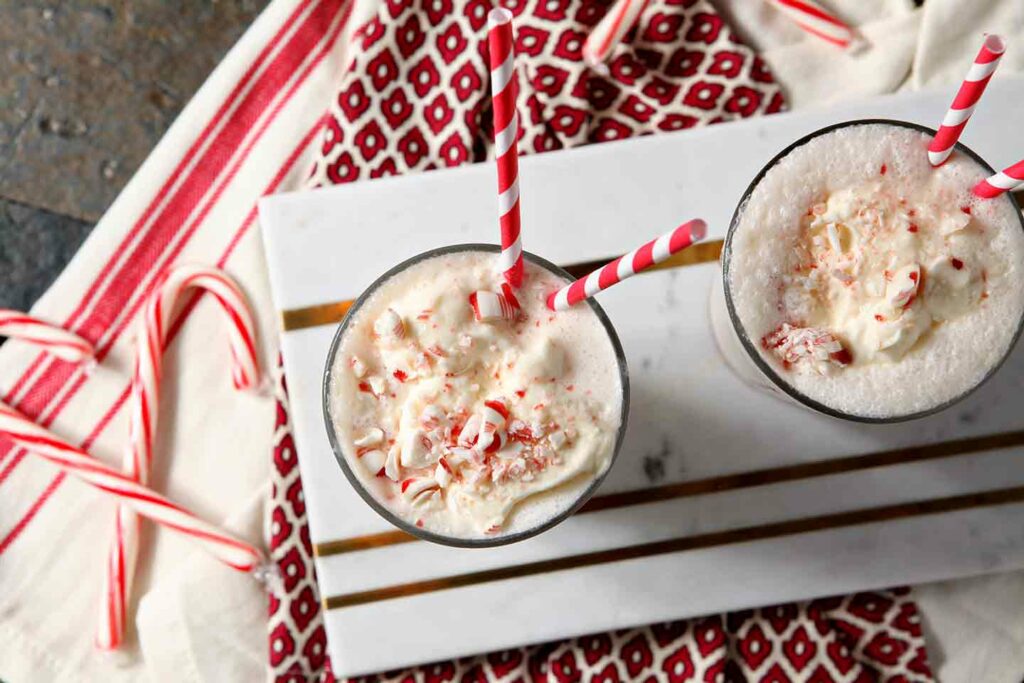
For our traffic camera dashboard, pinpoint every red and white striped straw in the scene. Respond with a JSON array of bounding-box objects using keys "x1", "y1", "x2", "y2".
[
  {"x1": 546, "y1": 219, "x2": 707, "y2": 311},
  {"x1": 582, "y1": 0, "x2": 649, "y2": 69},
  {"x1": 765, "y1": 0, "x2": 857, "y2": 49},
  {"x1": 0, "y1": 309, "x2": 94, "y2": 363},
  {"x1": 488, "y1": 8, "x2": 524, "y2": 289},
  {"x1": 97, "y1": 265, "x2": 261, "y2": 650},
  {"x1": 0, "y1": 401, "x2": 263, "y2": 569},
  {"x1": 973, "y1": 158, "x2": 1024, "y2": 199},
  {"x1": 928, "y1": 34, "x2": 1005, "y2": 167}
]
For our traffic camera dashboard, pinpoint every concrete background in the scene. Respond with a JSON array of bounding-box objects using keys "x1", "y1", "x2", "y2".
[{"x1": 0, "y1": 1, "x2": 268, "y2": 310}]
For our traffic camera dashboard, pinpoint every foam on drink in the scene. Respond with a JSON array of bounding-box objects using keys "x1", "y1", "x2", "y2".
[
  {"x1": 728, "y1": 123, "x2": 1024, "y2": 418},
  {"x1": 328, "y1": 250, "x2": 624, "y2": 539}
]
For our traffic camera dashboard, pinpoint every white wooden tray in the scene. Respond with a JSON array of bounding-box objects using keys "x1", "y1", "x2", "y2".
[{"x1": 259, "y1": 76, "x2": 1024, "y2": 678}]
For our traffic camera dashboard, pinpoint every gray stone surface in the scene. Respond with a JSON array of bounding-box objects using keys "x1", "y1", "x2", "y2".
[
  {"x1": 1, "y1": 1, "x2": 267, "y2": 222},
  {"x1": 0, "y1": 0, "x2": 267, "y2": 312},
  {"x1": 0, "y1": 198, "x2": 92, "y2": 311}
]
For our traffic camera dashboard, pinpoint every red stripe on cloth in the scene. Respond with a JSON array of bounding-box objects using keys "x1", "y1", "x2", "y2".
[
  {"x1": 0, "y1": 473, "x2": 65, "y2": 555},
  {"x1": 3, "y1": 0, "x2": 330, "y2": 421},
  {"x1": 0, "y1": 0, "x2": 349, "y2": 485},
  {"x1": 3, "y1": 356, "x2": 46, "y2": 404},
  {"x1": 58, "y1": 0, "x2": 319, "y2": 340},
  {"x1": 0, "y1": 450, "x2": 26, "y2": 485},
  {"x1": 2, "y1": 0, "x2": 316, "y2": 412},
  {"x1": 0, "y1": 120, "x2": 323, "y2": 555}
]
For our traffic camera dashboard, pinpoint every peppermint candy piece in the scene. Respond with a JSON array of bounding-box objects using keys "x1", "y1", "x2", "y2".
[
  {"x1": 458, "y1": 414, "x2": 482, "y2": 447},
  {"x1": 359, "y1": 449, "x2": 386, "y2": 475},
  {"x1": 401, "y1": 477, "x2": 440, "y2": 505},
  {"x1": 887, "y1": 264, "x2": 921, "y2": 309},
  {"x1": 477, "y1": 400, "x2": 509, "y2": 453},
  {"x1": 400, "y1": 430, "x2": 435, "y2": 468},
  {"x1": 762, "y1": 323, "x2": 852, "y2": 372},
  {"x1": 374, "y1": 308, "x2": 406, "y2": 341},
  {"x1": 384, "y1": 445, "x2": 402, "y2": 482},
  {"x1": 354, "y1": 428, "x2": 384, "y2": 447},
  {"x1": 468, "y1": 283, "x2": 521, "y2": 322}
]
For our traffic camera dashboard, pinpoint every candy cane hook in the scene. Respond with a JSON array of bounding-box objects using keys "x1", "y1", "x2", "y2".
[{"x1": 97, "y1": 265, "x2": 261, "y2": 649}]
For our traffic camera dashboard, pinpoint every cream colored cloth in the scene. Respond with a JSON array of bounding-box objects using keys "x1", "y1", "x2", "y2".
[{"x1": 2, "y1": 1, "x2": 1023, "y2": 681}]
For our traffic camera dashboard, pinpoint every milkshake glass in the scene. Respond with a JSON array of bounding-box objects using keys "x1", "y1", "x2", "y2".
[
  {"x1": 710, "y1": 120, "x2": 1024, "y2": 422},
  {"x1": 323, "y1": 244, "x2": 629, "y2": 547}
]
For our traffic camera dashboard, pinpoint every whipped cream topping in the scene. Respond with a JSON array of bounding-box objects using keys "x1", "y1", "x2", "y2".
[
  {"x1": 770, "y1": 174, "x2": 987, "y2": 374},
  {"x1": 329, "y1": 250, "x2": 623, "y2": 539},
  {"x1": 728, "y1": 124, "x2": 1024, "y2": 418}
]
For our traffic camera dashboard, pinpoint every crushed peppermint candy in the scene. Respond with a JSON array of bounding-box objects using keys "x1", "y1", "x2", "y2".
[
  {"x1": 329, "y1": 251, "x2": 623, "y2": 539},
  {"x1": 762, "y1": 324, "x2": 852, "y2": 373},
  {"x1": 469, "y1": 283, "x2": 521, "y2": 322}
]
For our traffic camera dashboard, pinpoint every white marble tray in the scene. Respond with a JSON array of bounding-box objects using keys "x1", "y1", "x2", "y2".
[{"x1": 259, "y1": 76, "x2": 1024, "y2": 678}]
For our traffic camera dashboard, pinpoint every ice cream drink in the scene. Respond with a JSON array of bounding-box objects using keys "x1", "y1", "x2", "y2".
[
  {"x1": 712, "y1": 120, "x2": 1024, "y2": 421},
  {"x1": 324, "y1": 245, "x2": 628, "y2": 544}
]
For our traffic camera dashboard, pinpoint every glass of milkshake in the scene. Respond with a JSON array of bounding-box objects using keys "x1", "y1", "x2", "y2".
[
  {"x1": 710, "y1": 119, "x2": 1024, "y2": 422},
  {"x1": 323, "y1": 244, "x2": 629, "y2": 547}
]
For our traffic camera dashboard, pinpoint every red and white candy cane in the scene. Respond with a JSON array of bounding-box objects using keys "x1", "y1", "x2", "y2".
[
  {"x1": 765, "y1": 0, "x2": 857, "y2": 49},
  {"x1": 477, "y1": 399, "x2": 509, "y2": 453},
  {"x1": 97, "y1": 265, "x2": 261, "y2": 650},
  {"x1": 469, "y1": 283, "x2": 521, "y2": 322},
  {"x1": 0, "y1": 401, "x2": 263, "y2": 571},
  {"x1": 547, "y1": 219, "x2": 707, "y2": 311},
  {"x1": 973, "y1": 158, "x2": 1024, "y2": 199},
  {"x1": 928, "y1": 34, "x2": 1005, "y2": 167},
  {"x1": 0, "y1": 309, "x2": 94, "y2": 363},
  {"x1": 582, "y1": 0, "x2": 649, "y2": 69},
  {"x1": 488, "y1": 9, "x2": 524, "y2": 289}
]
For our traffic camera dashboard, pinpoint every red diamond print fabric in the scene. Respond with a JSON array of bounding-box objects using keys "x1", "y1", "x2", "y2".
[
  {"x1": 269, "y1": 360, "x2": 933, "y2": 682},
  {"x1": 268, "y1": 1, "x2": 934, "y2": 681},
  {"x1": 307, "y1": 0, "x2": 785, "y2": 186}
]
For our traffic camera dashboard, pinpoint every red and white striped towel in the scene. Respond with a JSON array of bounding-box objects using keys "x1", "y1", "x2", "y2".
[{"x1": 0, "y1": 1, "x2": 376, "y2": 680}]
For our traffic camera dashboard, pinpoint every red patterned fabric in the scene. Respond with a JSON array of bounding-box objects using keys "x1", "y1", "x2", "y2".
[
  {"x1": 267, "y1": 1, "x2": 933, "y2": 681},
  {"x1": 268, "y1": 360, "x2": 933, "y2": 682},
  {"x1": 307, "y1": 0, "x2": 784, "y2": 186}
]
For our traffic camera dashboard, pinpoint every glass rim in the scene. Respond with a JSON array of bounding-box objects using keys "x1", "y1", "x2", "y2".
[
  {"x1": 322, "y1": 243, "x2": 631, "y2": 548},
  {"x1": 721, "y1": 118, "x2": 1024, "y2": 424}
]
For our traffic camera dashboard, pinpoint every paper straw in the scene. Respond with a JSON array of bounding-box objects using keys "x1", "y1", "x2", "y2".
[
  {"x1": 582, "y1": 0, "x2": 649, "y2": 69},
  {"x1": 97, "y1": 265, "x2": 261, "y2": 650},
  {"x1": 0, "y1": 309, "x2": 94, "y2": 363},
  {"x1": 546, "y1": 219, "x2": 707, "y2": 311},
  {"x1": 973, "y1": 158, "x2": 1024, "y2": 199},
  {"x1": 928, "y1": 34, "x2": 1005, "y2": 167},
  {"x1": 488, "y1": 8, "x2": 524, "y2": 288},
  {"x1": 765, "y1": 0, "x2": 858, "y2": 49}
]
